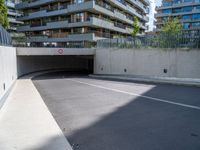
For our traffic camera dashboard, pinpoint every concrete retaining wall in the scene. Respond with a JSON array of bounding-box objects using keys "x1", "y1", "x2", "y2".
[
  {"x1": 94, "y1": 48, "x2": 200, "y2": 78},
  {"x1": 17, "y1": 56, "x2": 93, "y2": 76},
  {"x1": 0, "y1": 46, "x2": 17, "y2": 108}
]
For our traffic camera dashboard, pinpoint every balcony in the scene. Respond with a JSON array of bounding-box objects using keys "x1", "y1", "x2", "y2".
[
  {"x1": 114, "y1": 10, "x2": 132, "y2": 24},
  {"x1": 156, "y1": 9, "x2": 200, "y2": 18},
  {"x1": 16, "y1": 0, "x2": 55, "y2": 9},
  {"x1": 110, "y1": 0, "x2": 127, "y2": 10},
  {"x1": 126, "y1": 5, "x2": 144, "y2": 20},
  {"x1": 16, "y1": 0, "x2": 148, "y2": 27},
  {"x1": 156, "y1": 1, "x2": 200, "y2": 10},
  {"x1": 138, "y1": 22, "x2": 146, "y2": 30},
  {"x1": 27, "y1": 33, "x2": 95, "y2": 42},
  {"x1": 8, "y1": 18, "x2": 23, "y2": 24},
  {"x1": 26, "y1": 31, "x2": 116, "y2": 43},
  {"x1": 143, "y1": 15, "x2": 149, "y2": 22},
  {"x1": 94, "y1": 2, "x2": 133, "y2": 24},
  {"x1": 142, "y1": 0, "x2": 150, "y2": 5},
  {"x1": 18, "y1": 8, "x2": 68, "y2": 21},
  {"x1": 94, "y1": 31, "x2": 112, "y2": 38},
  {"x1": 90, "y1": 17, "x2": 130, "y2": 34},
  {"x1": 17, "y1": 20, "x2": 69, "y2": 32},
  {"x1": 8, "y1": 11, "x2": 21, "y2": 17},
  {"x1": 18, "y1": 15, "x2": 144, "y2": 34},
  {"x1": 17, "y1": 1, "x2": 93, "y2": 21},
  {"x1": 67, "y1": 1, "x2": 94, "y2": 12},
  {"x1": 6, "y1": 1, "x2": 15, "y2": 8},
  {"x1": 128, "y1": 0, "x2": 146, "y2": 12}
]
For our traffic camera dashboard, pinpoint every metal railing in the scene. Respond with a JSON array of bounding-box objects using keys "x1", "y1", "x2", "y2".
[
  {"x1": 0, "y1": 25, "x2": 12, "y2": 46},
  {"x1": 96, "y1": 30, "x2": 200, "y2": 49}
]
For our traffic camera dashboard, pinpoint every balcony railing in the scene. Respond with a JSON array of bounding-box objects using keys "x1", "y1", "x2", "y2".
[
  {"x1": 114, "y1": 22, "x2": 126, "y2": 29},
  {"x1": 95, "y1": 0, "x2": 114, "y2": 12},
  {"x1": 156, "y1": 1, "x2": 200, "y2": 10}
]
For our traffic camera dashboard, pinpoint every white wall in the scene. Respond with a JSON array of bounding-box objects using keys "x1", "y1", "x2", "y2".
[
  {"x1": 94, "y1": 48, "x2": 200, "y2": 78},
  {"x1": 0, "y1": 46, "x2": 17, "y2": 108}
]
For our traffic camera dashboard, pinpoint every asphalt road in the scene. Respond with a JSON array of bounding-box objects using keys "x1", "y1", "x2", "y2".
[{"x1": 33, "y1": 72, "x2": 200, "y2": 150}]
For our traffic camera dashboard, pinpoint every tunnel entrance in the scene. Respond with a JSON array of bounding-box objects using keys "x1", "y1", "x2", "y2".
[{"x1": 17, "y1": 55, "x2": 94, "y2": 77}]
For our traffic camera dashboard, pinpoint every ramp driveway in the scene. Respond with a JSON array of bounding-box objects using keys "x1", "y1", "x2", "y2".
[{"x1": 33, "y1": 72, "x2": 200, "y2": 150}]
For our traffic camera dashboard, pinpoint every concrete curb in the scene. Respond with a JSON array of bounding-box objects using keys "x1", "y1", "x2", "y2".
[{"x1": 89, "y1": 74, "x2": 200, "y2": 87}]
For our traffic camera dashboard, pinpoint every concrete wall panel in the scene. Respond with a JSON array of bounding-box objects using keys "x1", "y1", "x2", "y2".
[
  {"x1": 95, "y1": 48, "x2": 200, "y2": 78},
  {"x1": 0, "y1": 46, "x2": 17, "y2": 108},
  {"x1": 17, "y1": 47, "x2": 95, "y2": 56}
]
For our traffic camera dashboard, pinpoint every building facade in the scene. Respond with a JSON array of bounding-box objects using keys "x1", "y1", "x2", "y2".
[
  {"x1": 156, "y1": 0, "x2": 200, "y2": 31},
  {"x1": 16, "y1": 0, "x2": 149, "y2": 47},
  {"x1": 5, "y1": 0, "x2": 25, "y2": 46},
  {"x1": 6, "y1": 0, "x2": 23, "y2": 32}
]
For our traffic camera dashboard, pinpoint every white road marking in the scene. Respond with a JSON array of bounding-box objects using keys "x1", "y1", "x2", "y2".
[{"x1": 68, "y1": 79, "x2": 200, "y2": 111}]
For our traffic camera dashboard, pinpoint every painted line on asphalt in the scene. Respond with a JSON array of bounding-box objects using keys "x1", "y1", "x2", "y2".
[{"x1": 68, "y1": 79, "x2": 200, "y2": 111}]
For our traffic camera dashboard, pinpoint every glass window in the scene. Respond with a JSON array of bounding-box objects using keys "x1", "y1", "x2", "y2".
[
  {"x1": 182, "y1": 6, "x2": 193, "y2": 12},
  {"x1": 73, "y1": 13, "x2": 84, "y2": 22},
  {"x1": 173, "y1": 8, "x2": 182, "y2": 13},
  {"x1": 192, "y1": 13, "x2": 200, "y2": 20},
  {"x1": 182, "y1": 15, "x2": 190, "y2": 20},
  {"x1": 183, "y1": 0, "x2": 193, "y2": 2},
  {"x1": 117, "y1": 0, "x2": 126, "y2": 5},
  {"x1": 163, "y1": 2, "x2": 172, "y2": 6},
  {"x1": 74, "y1": 0, "x2": 84, "y2": 4},
  {"x1": 195, "y1": 0, "x2": 200, "y2": 3},
  {"x1": 183, "y1": 23, "x2": 190, "y2": 29},
  {"x1": 192, "y1": 22, "x2": 200, "y2": 27},
  {"x1": 195, "y1": 6, "x2": 200, "y2": 10},
  {"x1": 162, "y1": 9, "x2": 171, "y2": 14},
  {"x1": 73, "y1": 27, "x2": 84, "y2": 34},
  {"x1": 173, "y1": 0, "x2": 181, "y2": 4}
]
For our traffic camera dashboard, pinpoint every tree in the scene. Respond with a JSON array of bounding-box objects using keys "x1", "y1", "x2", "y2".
[
  {"x1": 131, "y1": 16, "x2": 139, "y2": 37},
  {"x1": 0, "y1": 0, "x2": 9, "y2": 29},
  {"x1": 159, "y1": 17, "x2": 182, "y2": 48},
  {"x1": 161, "y1": 17, "x2": 181, "y2": 34}
]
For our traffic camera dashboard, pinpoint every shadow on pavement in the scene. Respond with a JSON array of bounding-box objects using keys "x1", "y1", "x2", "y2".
[
  {"x1": 65, "y1": 92, "x2": 200, "y2": 150},
  {"x1": 32, "y1": 73, "x2": 200, "y2": 150}
]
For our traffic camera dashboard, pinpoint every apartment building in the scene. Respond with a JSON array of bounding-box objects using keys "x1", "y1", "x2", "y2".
[
  {"x1": 16, "y1": 0, "x2": 149, "y2": 47},
  {"x1": 156, "y1": 0, "x2": 200, "y2": 30},
  {"x1": 5, "y1": 0, "x2": 25, "y2": 46},
  {"x1": 6, "y1": 0, "x2": 23, "y2": 32}
]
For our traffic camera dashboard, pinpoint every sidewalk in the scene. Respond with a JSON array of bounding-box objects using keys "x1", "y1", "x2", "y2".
[
  {"x1": 89, "y1": 74, "x2": 200, "y2": 87},
  {"x1": 0, "y1": 73, "x2": 72, "y2": 150}
]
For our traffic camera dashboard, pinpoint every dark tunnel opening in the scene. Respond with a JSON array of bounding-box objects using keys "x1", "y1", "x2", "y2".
[{"x1": 17, "y1": 55, "x2": 94, "y2": 77}]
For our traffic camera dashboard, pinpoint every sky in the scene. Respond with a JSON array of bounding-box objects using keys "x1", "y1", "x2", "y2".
[
  {"x1": 155, "y1": 0, "x2": 162, "y2": 7},
  {"x1": 147, "y1": 0, "x2": 162, "y2": 31}
]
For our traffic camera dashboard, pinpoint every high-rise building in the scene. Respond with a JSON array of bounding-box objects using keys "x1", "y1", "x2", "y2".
[
  {"x1": 16, "y1": 0, "x2": 150, "y2": 47},
  {"x1": 6, "y1": 0, "x2": 23, "y2": 32},
  {"x1": 5, "y1": 0, "x2": 25, "y2": 46},
  {"x1": 156, "y1": 0, "x2": 200, "y2": 31}
]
